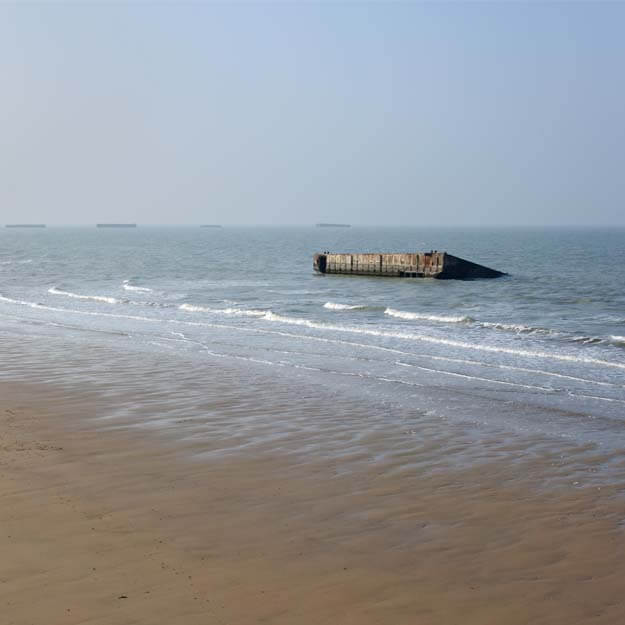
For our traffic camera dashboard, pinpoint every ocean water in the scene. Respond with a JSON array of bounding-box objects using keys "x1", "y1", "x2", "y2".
[{"x1": 1, "y1": 226, "x2": 624, "y2": 474}]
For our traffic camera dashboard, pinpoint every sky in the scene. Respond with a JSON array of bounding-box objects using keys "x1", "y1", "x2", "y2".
[{"x1": 1, "y1": 2, "x2": 624, "y2": 227}]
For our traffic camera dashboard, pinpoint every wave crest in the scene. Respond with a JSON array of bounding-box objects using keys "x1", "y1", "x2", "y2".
[
  {"x1": 48, "y1": 287, "x2": 119, "y2": 305},
  {"x1": 324, "y1": 302, "x2": 370, "y2": 311},
  {"x1": 256, "y1": 311, "x2": 625, "y2": 370},
  {"x1": 179, "y1": 303, "x2": 265, "y2": 317},
  {"x1": 385, "y1": 308, "x2": 556, "y2": 336},
  {"x1": 385, "y1": 308, "x2": 472, "y2": 324},
  {"x1": 123, "y1": 280, "x2": 153, "y2": 293},
  {"x1": 480, "y1": 321, "x2": 554, "y2": 335}
]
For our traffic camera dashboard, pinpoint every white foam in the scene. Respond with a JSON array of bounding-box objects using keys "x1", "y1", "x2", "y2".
[
  {"x1": 179, "y1": 303, "x2": 265, "y2": 317},
  {"x1": 324, "y1": 302, "x2": 368, "y2": 311},
  {"x1": 611, "y1": 335, "x2": 625, "y2": 346},
  {"x1": 238, "y1": 327, "x2": 622, "y2": 388},
  {"x1": 0, "y1": 259, "x2": 32, "y2": 265},
  {"x1": 177, "y1": 316, "x2": 623, "y2": 388},
  {"x1": 0, "y1": 294, "x2": 154, "y2": 322},
  {"x1": 480, "y1": 321, "x2": 553, "y2": 335},
  {"x1": 48, "y1": 287, "x2": 119, "y2": 305},
  {"x1": 386, "y1": 309, "x2": 551, "y2": 335},
  {"x1": 259, "y1": 312, "x2": 625, "y2": 371},
  {"x1": 166, "y1": 318, "x2": 618, "y2": 388},
  {"x1": 385, "y1": 308, "x2": 471, "y2": 324},
  {"x1": 178, "y1": 303, "x2": 212, "y2": 313},
  {"x1": 572, "y1": 335, "x2": 604, "y2": 345},
  {"x1": 567, "y1": 392, "x2": 625, "y2": 404},
  {"x1": 122, "y1": 280, "x2": 153, "y2": 293},
  {"x1": 393, "y1": 361, "x2": 553, "y2": 392},
  {"x1": 3, "y1": 293, "x2": 625, "y2": 380}
]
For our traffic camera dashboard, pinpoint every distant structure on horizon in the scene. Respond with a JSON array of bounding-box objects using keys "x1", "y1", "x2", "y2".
[
  {"x1": 200, "y1": 224, "x2": 222, "y2": 228},
  {"x1": 96, "y1": 224, "x2": 137, "y2": 228},
  {"x1": 5, "y1": 224, "x2": 46, "y2": 228},
  {"x1": 316, "y1": 223, "x2": 351, "y2": 228}
]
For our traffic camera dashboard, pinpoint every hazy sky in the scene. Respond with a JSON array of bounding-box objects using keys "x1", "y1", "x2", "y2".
[{"x1": 1, "y1": 2, "x2": 624, "y2": 226}]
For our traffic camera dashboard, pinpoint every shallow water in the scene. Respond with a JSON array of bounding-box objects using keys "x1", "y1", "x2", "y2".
[{"x1": 1, "y1": 226, "x2": 624, "y2": 475}]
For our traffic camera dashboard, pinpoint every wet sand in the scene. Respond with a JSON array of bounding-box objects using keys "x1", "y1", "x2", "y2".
[{"x1": 2, "y1": 380, "x2": 625, "y2": 625}]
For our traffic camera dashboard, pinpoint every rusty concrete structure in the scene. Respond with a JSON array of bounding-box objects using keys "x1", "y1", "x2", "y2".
[{"x1": 313, "y1": 251, "x2": 506, "y2": 280}]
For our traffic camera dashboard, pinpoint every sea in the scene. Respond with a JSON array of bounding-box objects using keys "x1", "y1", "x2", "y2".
[{"x1": 1, "y1": 226, "x2": 624, "y2": 480}]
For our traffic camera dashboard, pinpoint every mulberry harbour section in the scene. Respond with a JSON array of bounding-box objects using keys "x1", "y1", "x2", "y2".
[{"x1": 313, "y1": 251, "x2": 506, "y2": 279}]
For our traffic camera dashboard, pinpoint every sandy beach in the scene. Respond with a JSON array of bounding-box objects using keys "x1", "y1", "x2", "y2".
[{"x1": 2, "y1": 380, "x2": 625, "y2": 625}]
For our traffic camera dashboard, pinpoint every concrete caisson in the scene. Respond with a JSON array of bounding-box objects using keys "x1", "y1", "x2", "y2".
[{"x1": 313, "y1": 251, "x2": 505, "y2": 280}]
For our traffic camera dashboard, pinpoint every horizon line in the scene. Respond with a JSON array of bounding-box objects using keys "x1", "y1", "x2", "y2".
[{"x1": 2, "y1": 223, "x2": 625, "y2": 229}]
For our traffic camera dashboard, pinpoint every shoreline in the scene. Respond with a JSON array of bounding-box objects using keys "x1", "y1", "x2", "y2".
[{"x1": 2, "y1": 380, "x2": 625, "y2": 624}]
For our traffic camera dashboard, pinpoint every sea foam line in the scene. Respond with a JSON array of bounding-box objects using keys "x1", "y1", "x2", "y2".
[
  {"x1": 250, "y1": 327, "x2": 622, "y2": 388},
  {"x1": 161, "y1": 333, "x2": 428, "y2": 389},
  {"x1": 159, "y1": 332, "x2": 574, "y2": 395},
  {"x1": 1, "y1": 301, "x2": 621, "y2": 404},
  {"x1": 5, "y1": 299, "x2": 620, "y2": 404},
  {"x1": 479, "y1": 320, "x2": 555, "y2": 335},
  {"x1": 259, "y1": 312, "x2": 625, "y2": 371},
  {"x1": 179, "y1": 306, "x2": 625, "y2": 377},
  {"x1": 385, "y1": 310, "x2": 612, "y2": 346},
  {"x1": 393, "y1": 361, "x2": 553, "y2": 392},
  {"x1": 0, "y1": 295, "x2": 154, "y2": 322},
  {"x1": 0, "y1": 259, "x2": 33, "y2": 265},
  {"x1": 173, "y1": 320, "x2": 620, "y2": 389},
  {"x1": 324, "y1": 302, "x2": 377, "y2": 311},
  {"x1": 179, "y1": 303, "x2": 265, "y2": 317},
  {"x1": 385, "y1": 307, "x2": 558, "y2": 335},
  {"x1": 166, "y1": 300, "x2": 620, "y2": 349},
  {"x1": 123, "y1": 280, "x2": 153, "y2": 293},
  {"x1": 3, "y1": 293, "x2": 625, "y2": 378},
  {"x1": 385, "y1": 308, "x2": 471, "y2": 324},
  {"x1": 52, "y1": 285, "x2": 166, "y2": 308},
  {"x1": 48, "y1": 287, "x2": 119, "y2": 305},
  {"x1": 183, "y1": 301, "x2": 602, "y2": 352},
  {"x1": 341, "y1": 302, "x2": 556, "y2": 336}
]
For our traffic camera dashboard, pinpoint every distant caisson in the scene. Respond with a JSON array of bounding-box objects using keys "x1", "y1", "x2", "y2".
[
  {"x1": 5, "y1": 224, "x2": 46, "y2": 228},
  {"x1": 96, "y1": 223, "x2": 137, "y2": 228}
]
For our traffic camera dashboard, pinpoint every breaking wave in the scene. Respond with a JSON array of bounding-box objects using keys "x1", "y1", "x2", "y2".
[
  {"x1": 568, "y1": 335, "x2": 625, "y2": 348},
  {"x1": 49, "y1": 286, "x2": 169, "y2": 308},
  {"x1": 48, "y1": 287, "x2": 119, "y2": 305},
  {"x1": 382, "y1": 307, "x2": 574, "y2": 340},
  {"x1": 2, "y1": 293, "x2": 625, "y2": 373},
  {"x1": 572, "y1": 335, "x2": 605, "y2": 345},
  {"x1": 123, "y1": 280, "x2": 153, "y2": 293},
  {"x1": 385, "y1": 307, "x2": 555, "y2": 335},
  {"x1": 324, "y1": 302, "x2": 378, "y2": 311},
  {"x1": 0, "y1": 294, "x2": 154, "y2": 323},
  {"x1": 179, "y1": 303, "x2": 265, "y2": 317},
  {"x1": 324, "y1": 303, "x2": 612, "y2": 346},
  {"x1": 259, "y1": 312, "x2": 625, "y2": 370},
  {"x1": 385, "y1": 308, "x2": 472, "y2": 324},
  {"x1": 479, "y1": 321, "x2": 555, "y2": 335}
]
